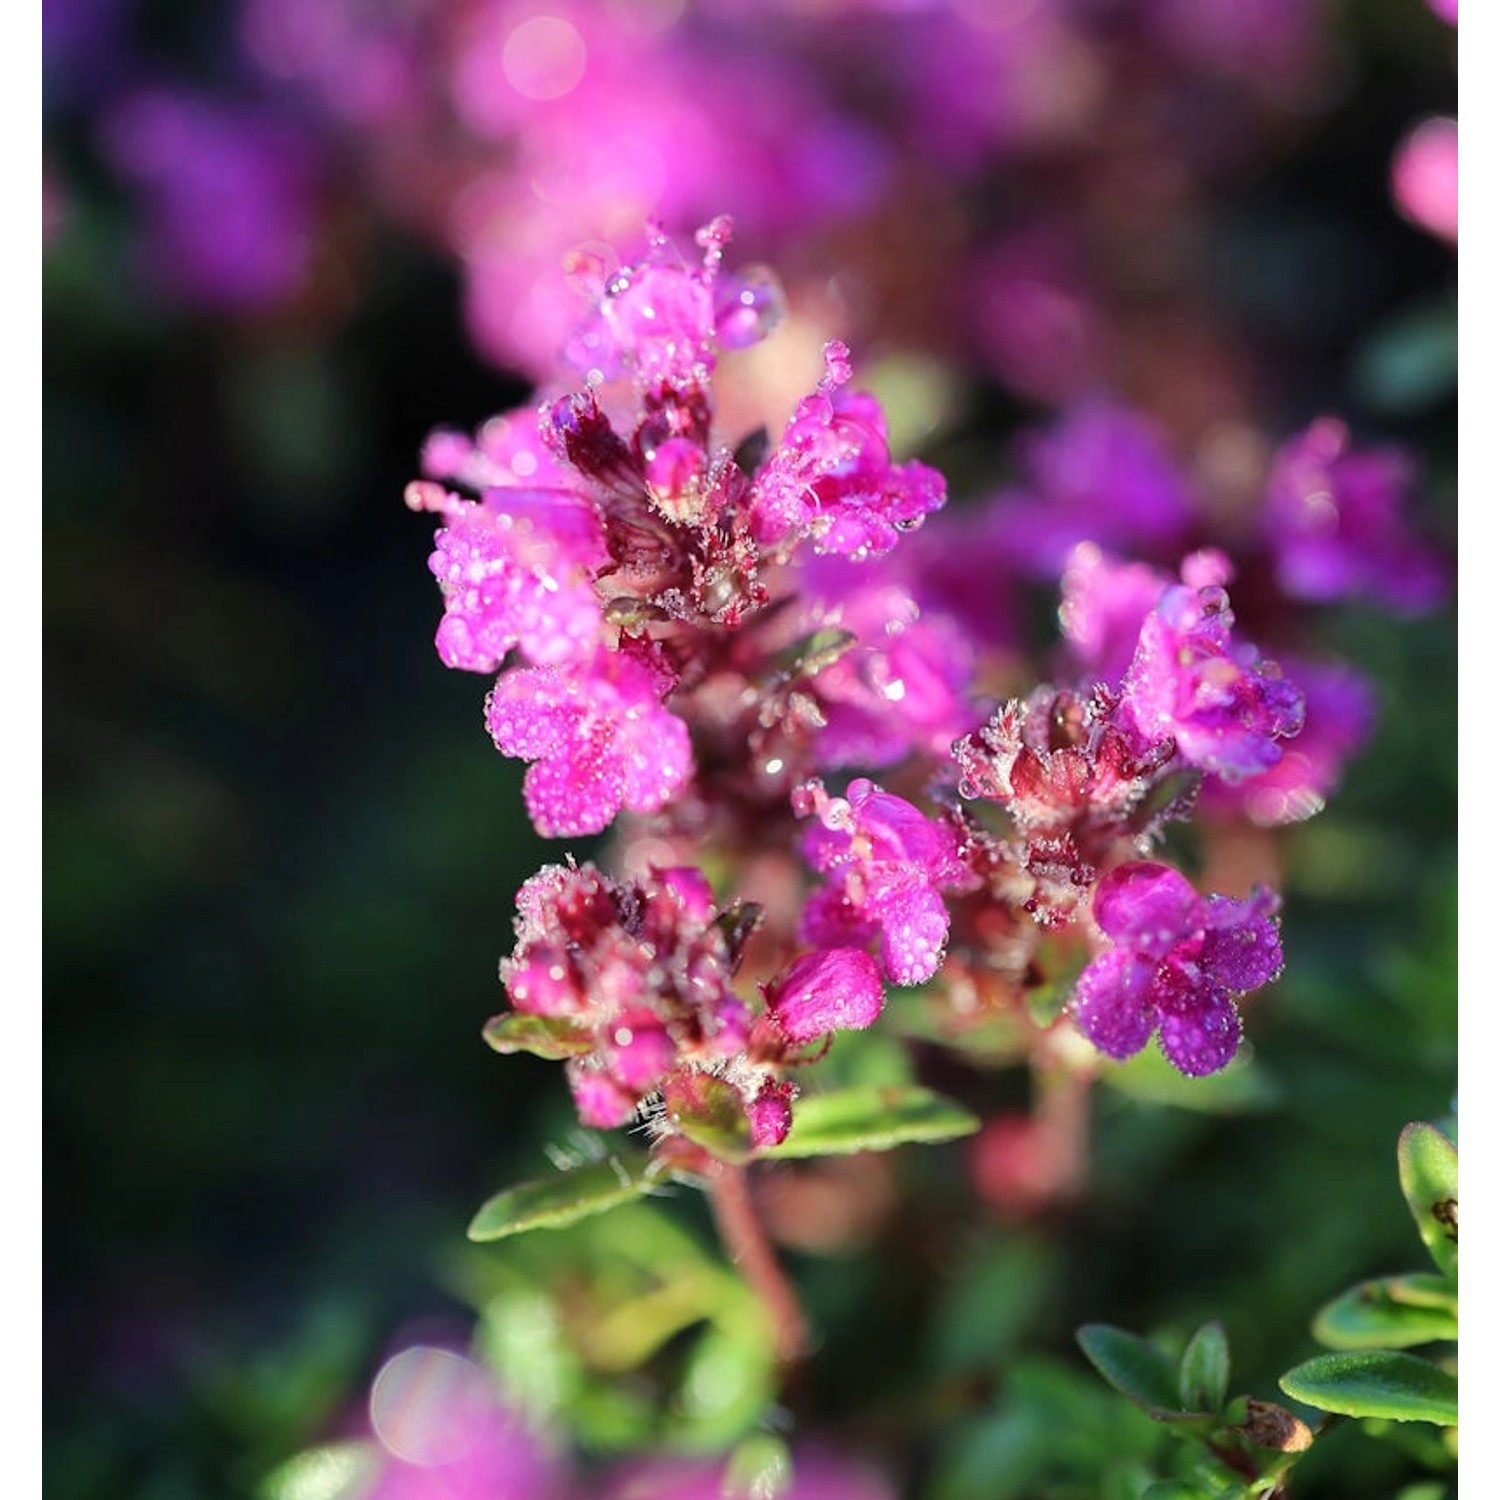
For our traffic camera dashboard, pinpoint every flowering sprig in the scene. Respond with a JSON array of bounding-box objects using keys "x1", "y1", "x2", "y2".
[{"x1": 401, "y1": 216, "x2": 1444, "y2": 1314}]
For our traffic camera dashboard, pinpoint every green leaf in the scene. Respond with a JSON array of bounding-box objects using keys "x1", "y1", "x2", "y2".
[
  {"x1": 482, "y1": 1012, "x2": 594, "y2": 1060},
  {"x1": 1313, "y1": 1275, "x2": 1458, "y2": 1350},
  {"x1": 1280, "y1": 1351, "x2": 1458, "y2": 1426},
  {"x1": 1077, "y1": 1325, "x2": 1201, "y2": 1420},
  {"x1": 723, "y1": 1434, "x2": 794, "y2": 1499},
  {"x1": 468, "y1": 1153, "x2": 662, "y2": 1241},
  {"x1": 1098, "y1": 1046, "x2": 1274, "y2": 1114},
  {"x1": 1140, "y1": 1484, "x2": 1216, "y2": 1500},
  {"x1": 260, "y1": 1442, "x2": 379, "y2": 1500},
  {"x1": 761, "y1": 1084, "x2": 979, "y2": 1159},
  {"x1": 1178, "y1": 1322, "x2": 1231, "y2": 1413},
  {"x1": 1398, "y1": 1123, "x2": 1458, "y2": 1281}
]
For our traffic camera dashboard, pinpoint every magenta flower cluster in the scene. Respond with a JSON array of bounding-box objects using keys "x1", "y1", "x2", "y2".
[
  {"x1": 408, "y1": 219, "x2": 947, "y2": 847},
  {"x1": 497, "y1": 859, "x2": 883, "y2": 1148},
  {"x1": 408, "y1": 218, "x2": 1446, "y2": 1155}
]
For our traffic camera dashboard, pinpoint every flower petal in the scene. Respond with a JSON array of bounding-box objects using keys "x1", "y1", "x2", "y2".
[
  {"x1": 1071, "y1": 949, "x2": 1158, "y2": 1061},
  {"x1": 1156, "y1": 986, "x2": 1243, "y2": 1077}
]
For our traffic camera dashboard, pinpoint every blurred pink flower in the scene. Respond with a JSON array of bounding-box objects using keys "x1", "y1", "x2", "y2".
[{"x1": 1392, "y1": 116, "x2": 1458, "y2": 245}]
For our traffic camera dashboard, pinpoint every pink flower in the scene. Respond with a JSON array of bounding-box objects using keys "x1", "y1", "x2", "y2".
[
  {"x1": 796, "y1": 778, "x2": 972, "y2": 985},
  {"x1": 499, "y1": 862, "x2": 753, "y2": 1127},
  {"x1": 952, "y1": 684, "x2": 1179, "y2": 927},
  {"x1": 1264, "y1": 417, "x2": 1449, "y2": 612},
  {"x1": 1391, "y1": 115, "x2": 1458, "y2": 246},
  {"x1": 486, "y1": 642, "x2": 692, "y2": 838},
  {"x1": 763, "y1": 948, "x2": 885, "y2": 1044},
  {"x1": 1059, "y1": 544, "x2": 1178, "y2": 689},
  {"x1": 563, "y1": 217, "x2": 786, "y2": 392},
  {"x1": 748, "y1": 342, "x2": 946, "y2": 559},
  {"x1": 798, "y1": 555, "x2": 977, "y2": 771},
  {"x1": 408, "y1": 482, "x2": 608, "y2": 673},
  {"x1": 1119, "y1": 557, "x2": 1305, "y2": 784},
  {"x1": 364, "y1": 1345, "x2": 559, "y2": 1500},
  {"x1": 1072, "y1": 862, "x2": 1283, "y2": 1076},
  {"x1": 1197, "y1": 659, "x2": 1377, "y2": 826}
]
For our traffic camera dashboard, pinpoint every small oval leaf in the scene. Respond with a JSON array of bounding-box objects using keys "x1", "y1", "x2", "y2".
[
  {"x1": 1398, "y1": 1123, "x2": 1458, "y2": 1281},
  {"x1": 1178, "y1": 1321, "x2": 1231, "y2": 1413},
  {"x1": 483, "y1": 1012, "x2": 594, "y2": 1060},
  {"x1": 1280, "y1": 1351, "x2": 1458, "y2": 1426},
  {"x1": 468, "y1": 1153, "x2": 661, "y2": 1241},
  {"x1": 1077, "y1": 1325, "x2": 1199, "y2": 1420},
  {"x1": 760, "y1": 1085, "x2": 979, "y2": 1159},
  {"x1": 1314, "y1": 1277, "x2": 1459, "y2": 1350}
]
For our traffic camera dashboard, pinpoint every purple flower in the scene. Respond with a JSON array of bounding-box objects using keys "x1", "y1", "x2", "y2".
[
  {"x1": 748, "y1": 342, "x2": 946, "y2": 559},
  {"x1": 1059, "y1": 544, "x2": 1178, "y2": 689},
  {"x1": 1197, "y1": 659, "x2": 1377, "y2": 826},
  {"x1": 100, "y1": 88, "x2": 319, "y2": 310},
  {"x1": 1072, "y1": 862, "x2": 1283, "y2": 1076},
  {"x1": 995, "y1": 402, "x2": 1196, "y2": 579},
  {"x1": 486, "y1": 643, "x2": 692, "y2": 838},
  {"x1": 763, "y1": 948, "x2": 885, "y2": 1045},
  {"x1": 1120, "y1": 558, "x2": 1305, "y2": 783},
  {"x1": 407, "y1": 481, "x2": 608, "y2": 673},
  {"x1": 420, "y1": 409, "x2": 572, "y2": 494},
  {"x1": 796, "y1": 778, "x2": 973, "y2": 985},
  {"x1": 1264, "y1": 419, "x2": 1449, "y2": 611}
]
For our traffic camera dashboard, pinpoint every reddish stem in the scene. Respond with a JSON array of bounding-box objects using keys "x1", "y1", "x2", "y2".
[{"x1": 707, "y1": 1160, "x2": 811, "y2": 1367}]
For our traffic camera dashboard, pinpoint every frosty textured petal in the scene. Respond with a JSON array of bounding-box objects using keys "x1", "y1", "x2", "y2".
[
  {"x1": 419, "y1": 485, "x2": 607, "y2": 672},
  {"x1": 767, "y1": 949, "x2": 884, "y2": 1044},
  {"x1": 1156, "y1": 987, "x2": 1243, "y2": 1078},
  {"x1": 1071, "y1": 950, "x2": 1158, "y2": 1061},
  {"x1": 486, "y1": 652, "x2": 692, "y2": 838},
  {"x1": 873, "y1": 879, "x2": 951, "y2": 987},
  {"x1": 1121, "y1": 572, "x2": 1304, "y2": 783},
  {"x1": 1199, "y1": 891, "x2": 1284, "y2": 991},
  {"x1": 1092, "y1": 861, "x2": 1200, "y2": 958},
  {"x1": 748, "y1": 343, "x2": 946, "y2": 556},
  {"x1": 797, "y1": 778, "x2": 970, "y2": 985}
]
